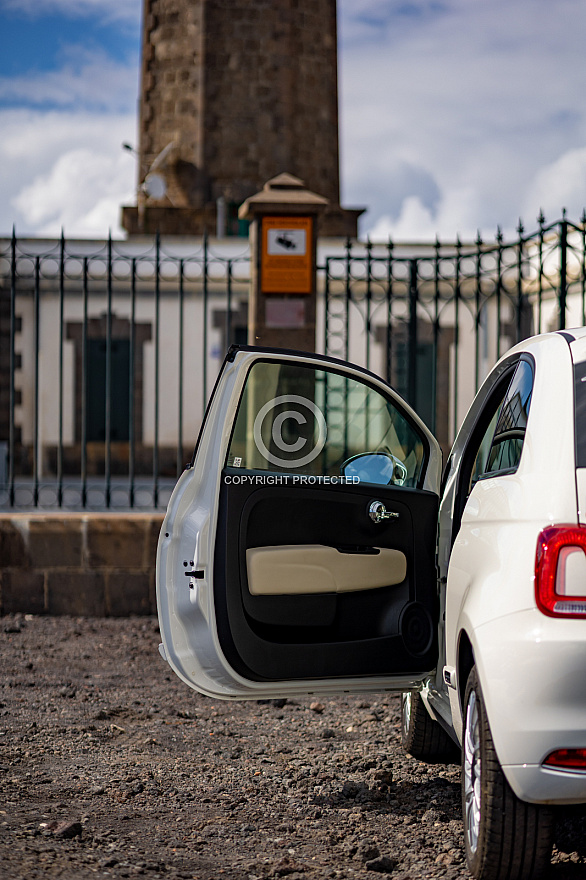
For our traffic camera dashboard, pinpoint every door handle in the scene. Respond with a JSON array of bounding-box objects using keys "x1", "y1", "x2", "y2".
[{"x1": 368, "y1": 501, "x2": 399, "y2": 523}]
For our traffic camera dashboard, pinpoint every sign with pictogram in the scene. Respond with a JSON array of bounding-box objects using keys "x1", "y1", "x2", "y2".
[{"x1": 261, "y1": 216, "x2": 313, "y2": 294}]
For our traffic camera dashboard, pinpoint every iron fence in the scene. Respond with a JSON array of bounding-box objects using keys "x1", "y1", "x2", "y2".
[
  {"x1": 1, "y1": 213, "x2": 584, "y2": 510},
  {"x1": 324, "y1": 212, "x2": 586, "y2": 452},
  {"x1": 0, "y1": 233, "x2": 250, "y2": 510}
]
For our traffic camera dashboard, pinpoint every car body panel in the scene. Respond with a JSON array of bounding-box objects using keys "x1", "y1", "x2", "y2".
[
  {"x1": 441, "y1": 334, "x2": 579, "y2": 736},
  {"x1": 472, "y1": 608, "x2": 586, "y2": 803}
]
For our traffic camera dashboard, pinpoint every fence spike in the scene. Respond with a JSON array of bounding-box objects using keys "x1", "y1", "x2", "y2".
[
  {"x1": 581, "y1": 208, "x2": 586, "y2": 227},
  {"x1": 562, "y1": 207, "x2": 567, "y2": 220},
  {"x1": 517, "y1": 217, "x2": 524, "y2": 238},
  {"x1": 475, "y1": 229, "x2": 483, "y2": 247},
  {"x1": 496, "y1": 225, "x2": 503, "y2": 244},
  {"x1": 538, "y1": 208, "x2": 545, "y2": 227}
]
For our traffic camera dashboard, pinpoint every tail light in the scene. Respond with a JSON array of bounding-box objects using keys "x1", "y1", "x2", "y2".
[
  {"x1": 535, "y1": 525, "x2": 586, "y2": 618},
  {"x1": 543, "y1": 748, "x2": 586, "y2": 771}
]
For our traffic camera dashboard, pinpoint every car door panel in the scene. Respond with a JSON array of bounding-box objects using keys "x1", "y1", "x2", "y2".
[
  {"x1": 214, "y1": 476, "x2": 439, "y2": 682},
  {"x1": 157, "y1": 346, "x2": 442, "y2": 699}
]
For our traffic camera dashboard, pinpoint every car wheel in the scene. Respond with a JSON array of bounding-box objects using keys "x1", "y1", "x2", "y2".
[
  {"x1": 401, "y1": 690, "x2": 460, "y2": 763},
  {"x1": 462, "y1": 667, "x2": 554, "y2": 880}
]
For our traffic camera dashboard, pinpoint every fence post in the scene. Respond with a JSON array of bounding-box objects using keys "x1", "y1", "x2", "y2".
[
  {"x1": 58, "y1": 230, "x2": 65, "y2": 507},
  {"x1": 365, "y1": 238, "x2": 372, "y2": 373},
  {"x1": 81, "y1": 257, "x2": 88, "y2": 508},
  {"x1": 407, "y1": 259, "x2": 418, "y2": 408},
  {"x1": 516, "y1": 218, "x2": 524, "y2": 342},
  {"x1": 105, "y1": 232, "x2": 113, "y2": 508},
  {"x1": 385, "y1": 238, "x2": 393, "y2": 385},
  {"x1": 537, "y1": 211, "x2": 545, "y2": 334},
  {"x1": 203, "y1": 231, "x2": 208, "y2": 411},
  {"x1": 8, "y1": 228, "x2": 16, "y2": 506},
  {"x1": 129, "y1": 257, "x2": 137, "y2": 508},
  {"x1": 177, "y1": 258, "x2": 185, "y2": 479},
  {"x1": 344, "y1": 237, "x2": 351, "y2": 363},
  {"x1": 153, "y1": 230, "x2": 160, "y2": 508},
  {"x1": 33, "y1": 256, "x2": 41, "y2": 506},
  {"x1": 559, "y1": 212, "x2": 568, "y2": 330},
  {"x1": 453, "y1": 237, "x2": 461, "y2": 441},
  {"x1": 496, "y1": 227, "x2": 503, "y2": 359}
]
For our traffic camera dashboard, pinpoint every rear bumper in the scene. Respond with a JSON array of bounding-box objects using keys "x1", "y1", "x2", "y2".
[
  {"x1": 504, "y1": 763, "x2": 586, "y2": 805},
  {"x1": 473, "y1": 609, "x2": 586, "y2": 805}
]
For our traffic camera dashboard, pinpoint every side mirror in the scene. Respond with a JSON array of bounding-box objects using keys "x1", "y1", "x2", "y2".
[{"x1": 340, "y1": 452, "x2": 407, "y2": 487}]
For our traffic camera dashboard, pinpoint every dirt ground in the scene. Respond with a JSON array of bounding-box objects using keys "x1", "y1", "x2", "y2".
[{"x1": 1, "y1": 614, "x2": 585, "y2": 880}]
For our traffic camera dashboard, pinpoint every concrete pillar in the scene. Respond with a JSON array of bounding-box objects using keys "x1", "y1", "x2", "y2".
[{"x1": 239, "y1": 173, "x2": 328, "y2": 352}]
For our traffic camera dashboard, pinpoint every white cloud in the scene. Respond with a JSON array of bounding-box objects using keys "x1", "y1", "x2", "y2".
[
  {"x1": 0, "y1": 47, "x2": 138, "y2": 112},
  {"x1": 525, "y1": 148, "x2": 586, "y2": 224},
  {"x1": 13, "y1": 148, "x2": 134, "y2": 235},
  {"x1": 0, "y1": 109, "x2": 136, "y2": 237},
  {"x1": 368, "y1": 197, "x2": 437, "y2": 242},
  {"x1": 339, "y1": 0, "x2": 586, "y2": 240}
]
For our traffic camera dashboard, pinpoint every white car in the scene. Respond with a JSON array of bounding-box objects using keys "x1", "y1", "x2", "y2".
[{"x1": 156, "y1": 330, "x2": 586, "y2": 880}]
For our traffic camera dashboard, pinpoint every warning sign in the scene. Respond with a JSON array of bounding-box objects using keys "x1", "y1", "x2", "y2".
[{"x1": 261, "y1": 216, "x2": 313, "y2": 294}]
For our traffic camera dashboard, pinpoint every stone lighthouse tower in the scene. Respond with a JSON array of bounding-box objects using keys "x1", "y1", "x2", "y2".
[{"x1": 121, "y1": 0, "x2": 362, "y2": 237}]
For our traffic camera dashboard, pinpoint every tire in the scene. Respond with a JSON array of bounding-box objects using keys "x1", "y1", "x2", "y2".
[
  {"x1": 401, "y1": 690, "x2": 460, "y2": 763},
  {"x1": 462, "y1": 667, "x2": 554, "y2": 880}
]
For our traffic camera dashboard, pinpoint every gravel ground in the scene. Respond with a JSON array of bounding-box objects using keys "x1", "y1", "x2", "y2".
[{"x1": 0, "y1": 613, "x2": 585, "y2": 880}]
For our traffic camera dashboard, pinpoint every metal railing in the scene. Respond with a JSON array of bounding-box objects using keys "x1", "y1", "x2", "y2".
[
  {"x1": 0, "y1": 233, "x2": 250, "y2": 510},
  {"x1": 324, "y1": 212, "x2": 586, "y2": 452},
  {"x1": 1, "y1": 213, "x2": 584, "y2": 510}
]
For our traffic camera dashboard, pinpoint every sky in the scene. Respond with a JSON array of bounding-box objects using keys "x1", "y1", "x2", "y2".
[{"x1": 1, "y1": 0, "x2": 586, "y2": 242}]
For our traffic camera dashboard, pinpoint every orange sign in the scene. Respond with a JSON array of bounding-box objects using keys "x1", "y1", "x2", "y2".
[{"x1": 261, "y1": 216, "x2": 313, "y2": 294}]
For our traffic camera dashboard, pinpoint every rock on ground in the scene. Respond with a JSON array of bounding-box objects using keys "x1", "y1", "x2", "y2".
[{"x1": 0, "y1": 615, "x2": 584, "y2": 879}]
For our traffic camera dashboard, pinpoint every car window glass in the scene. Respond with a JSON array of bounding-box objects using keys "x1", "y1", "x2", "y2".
[
  {"x1": 226, "y1": 360, "x2": 427, "y2": 486},
  {"x1": 574, "y1": 359, "x2": 586, "y2": 467},
  {"x1": 469, "y1": 406, "x2": 502, "y2": 491},
  {"x1": 479, "y1": 359, "x2": 533, "y2": 480}
]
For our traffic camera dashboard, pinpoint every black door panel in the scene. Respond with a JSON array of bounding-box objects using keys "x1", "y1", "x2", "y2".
[{"x1": 214, "y1": 472, "x2": 439, "y2": 681}]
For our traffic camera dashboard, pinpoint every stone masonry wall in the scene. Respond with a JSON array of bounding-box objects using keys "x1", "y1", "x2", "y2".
[
  {"x1": 203, "y1": 0, "x2": 340, "y2": 206},
  {"x1": 138, "y1": 0, "x2": 340, "y2": 209},
  {"x1": 0, "y1": 514, "x2": 164, "y2": 617}
]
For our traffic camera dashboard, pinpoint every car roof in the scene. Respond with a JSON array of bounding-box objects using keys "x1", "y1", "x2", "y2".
[{"x1": 559, "y1": 327, "x2": 586, "y2": 341}]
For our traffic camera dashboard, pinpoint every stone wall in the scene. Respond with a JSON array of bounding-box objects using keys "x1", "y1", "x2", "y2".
[
  {"x1": 202, "y1": 0, "x2": 340, "y2": 206},
  {"x1": 0, "y1": 514, "x2": 164, "y2": 617},
  {"x1": 124, "y1": 0, "x2": 361, "y2": 236}
]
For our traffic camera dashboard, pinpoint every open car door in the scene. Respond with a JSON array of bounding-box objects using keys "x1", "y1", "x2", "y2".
[{"x1": 157, "y1": 346, "x2": 442, "y2": 699}]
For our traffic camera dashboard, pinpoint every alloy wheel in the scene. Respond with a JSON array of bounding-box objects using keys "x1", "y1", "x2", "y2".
[
  {"x1": 402, "y1": 691, "x2": 412, "y2": 738},
  {"x1": 463, "y1": 689, "x2": 481, "y2": 854}
]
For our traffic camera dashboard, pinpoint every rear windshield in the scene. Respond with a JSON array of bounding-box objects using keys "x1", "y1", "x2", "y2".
[{"x1": 574, "y1": 360, "x2": 586, "y2": 467}]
